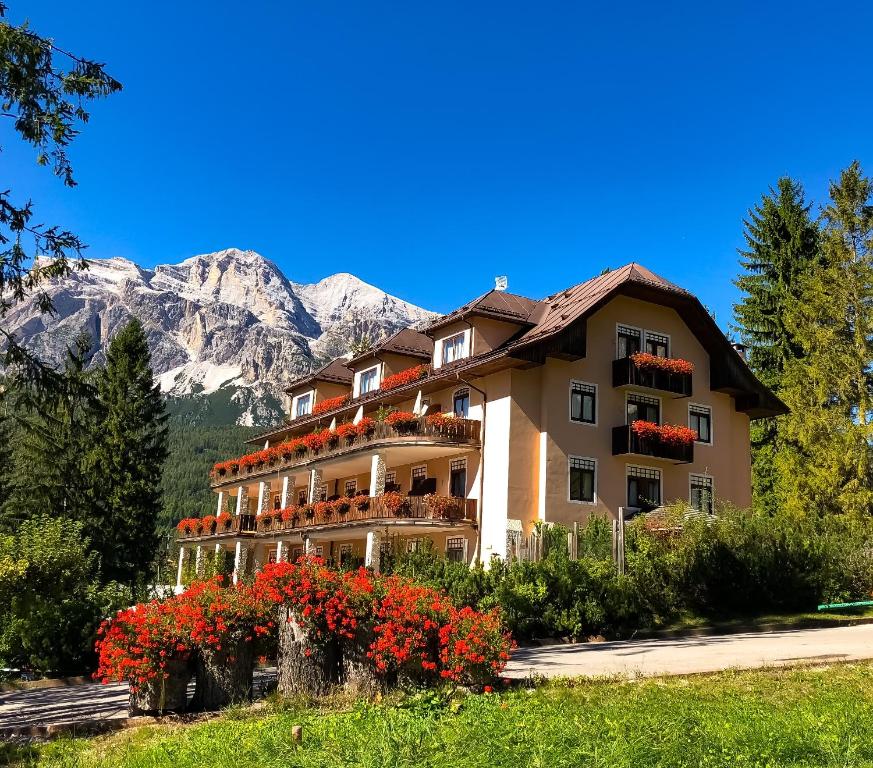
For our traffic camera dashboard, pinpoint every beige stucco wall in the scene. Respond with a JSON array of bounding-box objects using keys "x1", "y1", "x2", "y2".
[{"x1": 534, "y1": 294, "x2": 752, "y2": 528}]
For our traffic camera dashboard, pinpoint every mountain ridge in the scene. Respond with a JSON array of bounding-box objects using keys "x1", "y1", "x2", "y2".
[{"x1": 6, "y1": 248, "x2": 436, "y2": 425}]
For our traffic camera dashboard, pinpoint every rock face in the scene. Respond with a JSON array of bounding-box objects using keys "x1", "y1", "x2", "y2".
[{"x1": 5, "y1": 248, "x2": 435, "y2": 416}]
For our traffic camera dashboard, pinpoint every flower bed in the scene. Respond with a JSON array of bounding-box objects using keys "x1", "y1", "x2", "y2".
[
  {"x1": 631, "y1": 420, "x2": 697, "y2": 446},
  {"x1": 380, "y1": 364, "x2": 428, "y2": 392},
  {"x1": 630, "y1": 352, "x2": 694, "y2": 376}
]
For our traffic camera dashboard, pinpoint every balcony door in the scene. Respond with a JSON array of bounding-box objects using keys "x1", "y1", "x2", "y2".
[{"x1": 449, "y1": 459, "x2": 467, "y2": 498}]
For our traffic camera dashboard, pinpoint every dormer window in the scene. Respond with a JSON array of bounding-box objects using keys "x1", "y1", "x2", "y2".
[
  {"x1": 442, "y1": 332, "x2": 467, "y2": 365},
  {"x1": 359, "y1": 366, "x2": 380, "y2": 395},
  {"x1": 293, "y1": 391, "x2": 313, "y2": 418},
  {"x1": 617, "y1": 325, "x2": 642, "y2": 359}
]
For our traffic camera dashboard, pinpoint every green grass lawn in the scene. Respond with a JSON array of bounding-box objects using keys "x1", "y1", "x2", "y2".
[{"x1": 10, "y1": 663, "x2": 873, "y2": 768}]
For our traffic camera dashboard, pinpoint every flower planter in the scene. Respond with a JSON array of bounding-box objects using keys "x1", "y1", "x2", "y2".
[
  {"x1": 128, "y1": 657, "x2": 192, "y2": 716},
  {"x1": 190, "y1": 639, "x2": 255, "y2": 711}
]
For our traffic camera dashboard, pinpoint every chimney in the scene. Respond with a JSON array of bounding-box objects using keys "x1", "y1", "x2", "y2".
[
  {"x1": 731, "y1": 342, "x2": 748, "y2": 360},
  {"x1": 494, "y1": 276, "x2": 508, "y2": 292}
]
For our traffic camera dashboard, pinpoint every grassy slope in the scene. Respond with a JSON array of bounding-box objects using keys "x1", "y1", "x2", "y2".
[{"x1": 22, "y1": 663, "x2": 873, "y2": 768}]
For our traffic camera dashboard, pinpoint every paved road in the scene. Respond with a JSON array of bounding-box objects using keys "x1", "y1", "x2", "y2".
[
  {"x1": 506, "y1": 623, "x2": 873, "y2": 679},
  {"x1": 3, "y1": 625, "x2": 873, "y2": 729},
  {"x1": 0, "y1": 670, "x2": 276, "y2": 730}
]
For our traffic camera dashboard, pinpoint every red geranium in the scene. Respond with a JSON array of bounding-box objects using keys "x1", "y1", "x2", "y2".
[
  {"x1": 631, "y1": 420, "x2": 697, "y2": 446},
  {"x1": 313, "y1": 394, "x2": 350, "y2": 415},
  {"x1": 630, "y1": 352, "x2": 694, "y2": 376},
  {"x1": 380, "y1": 364, "x2": 428, "y2": 392},
  {"x1": 385, "y1": 411, "x2": 418, "y2": 430}
]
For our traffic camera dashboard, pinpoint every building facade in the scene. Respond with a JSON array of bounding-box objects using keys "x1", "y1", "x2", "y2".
[{"x1": 174, "y1": 263, "x2": 784, "y2": 588}]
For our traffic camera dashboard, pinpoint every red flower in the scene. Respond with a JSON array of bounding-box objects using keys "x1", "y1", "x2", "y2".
[
  {"x1": 630, "y1": 352, "x2": 694, "y2": 376},
  {"x1": 631, "y1": 420, "x2": 697, "y2": 446},
  {"x1": 313, "y1": 394, "x2": 350, "y2": 415},
  {"x1": 380, "y1": 364, "x2": 428, "y2": 392}
]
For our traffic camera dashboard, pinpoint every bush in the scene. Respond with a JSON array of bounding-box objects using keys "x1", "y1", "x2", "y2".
[{"x1": 0, "y1": 516, "x2": 131, "y2": 675}]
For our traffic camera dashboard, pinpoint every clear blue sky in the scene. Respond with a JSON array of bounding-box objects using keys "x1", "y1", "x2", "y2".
[{"x1": 7, "y1": 2, "x2": 873, "y2": 329}]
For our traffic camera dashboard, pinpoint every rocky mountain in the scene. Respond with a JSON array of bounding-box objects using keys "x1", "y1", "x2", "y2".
[{"x1": 5, "y1": 248, "x2": 436, "y2": 425}]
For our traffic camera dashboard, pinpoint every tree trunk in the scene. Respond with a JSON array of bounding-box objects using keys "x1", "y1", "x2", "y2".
[
  {"x1": 128, "y1": 657, "x2": 191, "y2": 715},
  {"x1": 191, "y1": 639, "x2": 255, "y2": 711},
  {"x1": 277, "y1": 605, "x2": 339, "y2": 697},
  {"x1": 341, "y1": 628, "x2": 382, "y2": 697}
]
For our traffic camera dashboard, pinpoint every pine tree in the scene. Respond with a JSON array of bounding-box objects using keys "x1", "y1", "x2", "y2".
[
  {"x1": 2, "y1": 335, "x2": 98, "y2": 533},
  {"x1": 733, "y1": 178, "x2": 820, "y2": 510},
  {"x1": 89, "y1": 319, "x2": 168, "y2": 587},
  {"x1": 778, "y1": 161, "x2": 873, "y2": 516}
]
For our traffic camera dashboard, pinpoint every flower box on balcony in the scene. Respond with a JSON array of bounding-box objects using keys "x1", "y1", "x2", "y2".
[
  {"x1": 380, "y1": 364, "x2": 429, "y2": 392},
  {"x1": 385, "y1": 411, "x2": 420, "y2": 435},
  {"x1": 612, "y1": 353, "x2": 693, "y2": 396},
  {"x1": 612, "y1": 421, "x2": 694, "y2": 463}
]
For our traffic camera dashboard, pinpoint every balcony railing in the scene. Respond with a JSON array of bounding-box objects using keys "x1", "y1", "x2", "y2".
[
  {"x1": 178, "y1": 496, "x2": 477, "y2": 540},
  {"x1": 611, "y1": 424, "x2": 694, "y2": 463},
  {"x1": 212, "y1": 417, "x2": 481, "y2": 487},
  {"x1": 612, "y1": 356, "x2": 692, "y2": 397}
]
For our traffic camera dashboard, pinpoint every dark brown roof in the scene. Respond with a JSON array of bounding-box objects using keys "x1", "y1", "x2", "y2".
[
  {"x1": 426, "y1": 289, "x2": 542, "y2": 333},
  {"x1": 285, "y1": 358, "x2": 352, "y2": 394},
  {"x1": 347, "y1": 328, "x2": 433, "y2": 367}
]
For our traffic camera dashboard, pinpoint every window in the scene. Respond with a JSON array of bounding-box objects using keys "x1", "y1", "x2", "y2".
[
  {"x1": 627, "y1": 393, "x2": 660, "y2": 424},
  {"x1": 406, "y1": 538, "x2": 423, "y2": 553},
  {"x1": 446, "y1": 537, "x2": 466, "y2": 563},
  {"x1": 645, "y1": 331, "x2": 670, "y2": 357},
  {"x1": 344, "y1": 480, "x2": 357, "y2": 497},
  {"x1": 291, "y1": 547, "x2": 303, "y2": 561},
  {"x1": 617, "y1": 325, "x2": 642, "y2": 359},
  {"x1": 690, "y1": 474, "x2": 714, "y2": 515},
  {"x1": 273, "y1": 493, "x2": 282, "y2": 510},
  {"x1": 294, "y1": 392, "x2": 312, "y2": 418},
  {"x1": 689, "y1": 404, "x2": 712, "y2": 444},
  {"x1": 384, "y1": 470, "x2": 398, "y2": 492},
  {"x1": 411, "y1": 465, "x2": 428, "y2": 493},
  {"x1": 570, "y1": 381, "x2": 596, "y2": 424},
  {"x1": 359, "y1": 366, "x2": 380, "y2": 395},
  {"x1": 319, "y1": 484, "x2": 328, "y2": 502},
  {"x1": 569, "y1": 456, "x2": 596, "y2": 503},
  {"x1": 442, "y1": 332, "x2": 467, "y2": 365},
  {"x1": 453, "y1": 387, "x2": 470, "y2": 417},
  {"x1": 450, "y1": 458, "x2": 467, "y2": 498},
  {"x1": 297, "y1": 489, "x2": 307, "y2": 506},
  {"x1": 627, "y1": 466, "x2": 661, "y2": 510}
]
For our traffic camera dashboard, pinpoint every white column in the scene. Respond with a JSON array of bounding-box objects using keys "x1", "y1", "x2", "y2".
[
  {"x1": 276, "y1": 540, "x2": 284, "y2": 562},
  {"x1": 308, "y1": 469, "x2": 323, "y2": 503},
  {"x1": 365, "y1": 530, "x2": 381, "y2": 573},
  {"x1": 175, "y1": 546, "x2": 186, "y2": 593},
  {"x1": 280, "y1": 476, "x2": 290, "y2": 508},
  {"x1": 195, "y1": 545, "x2": 204, "y2": 576},
  {"x1": 235, "y1": 485, "x2": 245, "y2": 516},
  {"x1": 304, "y1": 537, "x2": 315, "y2": 555},
  {"x1": 256, "y1": 481, "x2": 268, "y2": 517},
  {"x1": 232, "y1": 541, "x2": 244, "y2": 585},
  {"x1": 369, "y1": 452, "x2": 386, "y2": 498},
  {"x1": 215, "y1": 490, "x2": 225, "y2": 515}
]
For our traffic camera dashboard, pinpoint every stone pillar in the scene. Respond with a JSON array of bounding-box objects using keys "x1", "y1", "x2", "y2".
[
  {"x1": 280, "y1": 476, "x2": 291, "y2": 508},
  {"x1": 215, "y1": 490, "x2": 225, "y2": 516},
  {"x1": 232, "y1": 541, "x2": 249, "y2": 585},
  {"x1": 365, "y1": 530, "x2": 381, "y2": 573},
  {"x1": 235, "y1": 485, "x2": 246, "y2": 516},
  {"x1": 256, "y1": 481, "x2": 269, "y2": 517},
  {"x1": 252, "y1": 543, "x2": 265, "y2": 574},
  {"x1": 369, "y1": 453, "x2": 386, "y2": 498},
  {"x1": 175, "y1": 546, "x2": 186, "y2": 593},
  {"x1": 308, "y1": 468, "x2": 323, "y2": 503},
  {"x1": 304, "y1": 537, "x2": 315, "y2": 555},
  {"x1": 195, "y1": 545, "x2": 204, "y2": 577}
]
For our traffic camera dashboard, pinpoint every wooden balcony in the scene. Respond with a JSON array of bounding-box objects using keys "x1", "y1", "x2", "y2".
[
  {"x1": 612, "y1": 356, "x2": 692, "y2": 397},
  {"x1": 211, "y1": 417, "x2": 481, "y2": 488},
  {"x1": 177, "y1": 495, "x2": 478, "y2": 541},
  {"x1": 611, "y1": 424, "x2": 694, "y2": 464}
]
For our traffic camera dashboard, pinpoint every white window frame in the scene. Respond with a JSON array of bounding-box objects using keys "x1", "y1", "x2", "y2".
[
  {"x1": 291, "y1": 389, "x2": 315, "y2": 419},
  {"x1": 569, "y1": 379, "x2": 598, "y2": 426},
  {"x1": 406, "y1": 538, "x2": 424, "y2": 553},
  {"x1": 626, "y1": 464, "x2": 663, "y2": 509},
  {"x1": 688, "y1": 402, "x2": 714, "y2": 446},
  {"x1": 615, "y1": 323, "x2": 643, "y2": 360},
  {"x1": 689, "y1": 472, "x2": 715, "y2": 514},
  {"x1": 643, "y1": 329, "x2": 671, "y2": 358},
  {"x1": 435, "y1": 328, "x2": 471, "y2": 368},
  {"x1": 568, "y1": 455, "x2": 597, "y2": 505},
  {"x1": 625, "y1": 391, "x2": 663, "y2": 425},
  {"x1": 445, "y1": 536, "x2": 468, "y2": 562},
  {"x1": 354, "y1": 364, "x2": 382, "y2": 397}
]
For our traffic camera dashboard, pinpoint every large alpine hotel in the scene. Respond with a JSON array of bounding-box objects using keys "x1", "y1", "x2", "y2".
[{"x1": 175, "y1": 263, "x2": 785, "y2": 588}]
